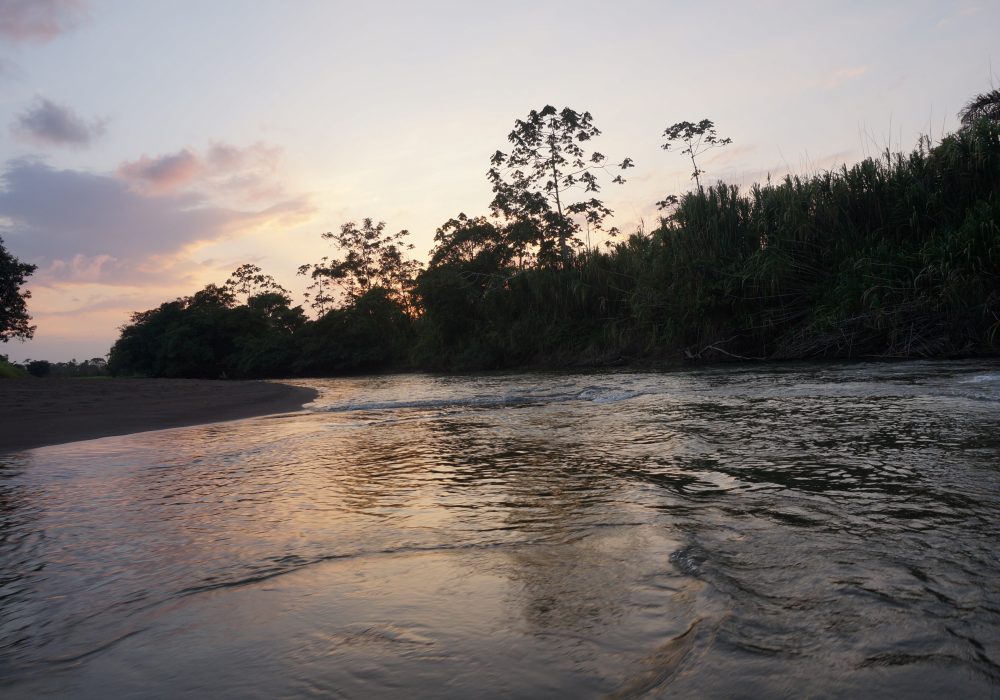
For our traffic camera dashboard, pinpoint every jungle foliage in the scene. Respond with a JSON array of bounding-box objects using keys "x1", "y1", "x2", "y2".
[
  {"x1": 0, "y1": 236, "x2": 36, "y2": 343},
  {"x1": 108, "y1": 100, "x2": 1000, "y2": 378}
]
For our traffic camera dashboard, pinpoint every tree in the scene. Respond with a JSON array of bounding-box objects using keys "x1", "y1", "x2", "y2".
[
  {"x1": 297, "y1": 257, "x2": 336, "y2": 313},
  {"x1": 428, "y1": 213, "x2": 535, "y2": 271},
  {"x1": 661, "y1": 118, "x2": 732, "y2": 192},
  {"x1": 0, "y1": 236, "x2": 37, "y2": 342},
  {"x1": 26, "y1": 359, "x2": 51, "y2": 377},
  {"x1": 186, "y1": 283, "x2": 236, "y2": 309},
  {"x1": 487, "y1": 106, "x2": 633, "y2": 264},
  {"x1": 225, "y1": 263, "x2": 289, "y2": 304},
  {"x1": 959, "y1": 88, "x2": 1000, "y2": 128},
  {"x1": 300, "y1": 218, "x2": 420, "y2": 311}
]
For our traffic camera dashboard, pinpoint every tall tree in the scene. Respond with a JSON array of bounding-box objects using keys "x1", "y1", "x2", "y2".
[
  {"x1": 487, "y1": 106, "x2": 633, "y2": 264},
  {"x1": 301, "y1": 218, "x2": 420, "y2": 310},
  {"x1": 661, "y1": 118, "x2": 732, "y2": 191},
  {"x1": 428, "y1": 213, "x2": 540, "y2": 271},
  {"x1": 225, "y1": 263, "x2": 289, "y2": 304},
  {"x1": 297, "y1": 257, "x2": 335, "y2": 313},
  {"x1": 0, "y1": 236, "x2": 37, "y2": 342}
]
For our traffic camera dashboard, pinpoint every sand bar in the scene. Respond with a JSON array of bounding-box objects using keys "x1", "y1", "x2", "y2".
[{"x1": 0, "y1": 378, "x2": 318, "y2": 452}]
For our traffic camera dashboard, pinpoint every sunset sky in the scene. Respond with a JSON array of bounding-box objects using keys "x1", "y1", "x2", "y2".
[{"x1": 1, "y1": 0, "x2": 997, "y2": 361}]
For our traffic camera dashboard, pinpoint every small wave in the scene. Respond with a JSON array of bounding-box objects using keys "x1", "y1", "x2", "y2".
[
  {"x1": 959, "y1": 373, "x2": 1000, "y2": 384},
  {"x1": 946, "y1": 372, "x2": 1000, "y2": 403},
  {"x1": 608, "y1": 619, "x2": 705, "y2": 698},
  {"x1": 315, "y1": 395, "x2": 542, "y2": 413},
  {"x1": 577, "y1": 387, "x2": 643, "y2": 404},
  {"x1": 670, "y1": 545, "x2": 707, "y2": 577},
  {"x1": 175, "y1": 538, "x2": 545, "y2": 598},
  {"x1": 313, "y1": 387, "x2": 644, "y2": 414}
]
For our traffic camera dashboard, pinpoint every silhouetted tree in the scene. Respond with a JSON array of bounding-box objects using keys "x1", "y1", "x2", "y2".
[
  {"x1": 225, "y1": 263, "x2": 289, "y2": 304},
  {"x1": 661, "y1": 118, "x2": 732, "y2": 191},
  {"x1": 26, "y1": 360, "x2": 50, "y2": 377},
  {"x1": 488, "y1": 106, "x2": 633, "y2": 264},
  {"x1": 108, "y1": 272, "x2": 307, "y2": 378},
  {"x1": 186, "y1": 283, "x2": 237, "y2": 309},
  {"x1": 0, "y1": 236, "x2": 37, "y2": 342},
  {"x1": 960, "y1": 88, "x2": 1000, "y2": 128},
  {"x1": 428, "y1": 213, "x2": 535, "y2": 270},
  {"x1": 302, "y1": 218, "x2": 419, "y2": 310},
  {"x1": 297, "y1": 258, "x2": 335, "y2": 314}
]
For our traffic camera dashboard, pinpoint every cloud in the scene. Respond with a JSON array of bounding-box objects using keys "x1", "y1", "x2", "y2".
[
  {"x1": 207, "y1": 142, "x2": 280, "y2": 172},
  {"x1": 41, "y1": 293, "x2": 152, "y2": 317},
  {"x1": 118, "y1": 142, "x2": 284, "y2": 202},
  {"x1": 0, "y1": 159, "x2": 314, "y2": 286},
  {"x1": 117, "y1": 149, "x2": 201, "y2": 193},
  {"x1": 0, "y1": 0, "x2": 87, "y2": 44},
  {"x1": 0, "y1": 147, "x2": 314, "y2": 358},
  {"x1": 936, "y1": 3, "x2": 983, "y2": 27},
  {"x1": 822, "y1": 65, "x2": 869, "y2": 90},
  {"x1": 11, "y1": 97, "x2": 106, "y2": 147}
]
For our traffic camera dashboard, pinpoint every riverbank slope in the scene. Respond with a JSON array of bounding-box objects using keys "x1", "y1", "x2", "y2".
[{"x1": 0, "y1": 379, "x2": 318, "y2": 452}]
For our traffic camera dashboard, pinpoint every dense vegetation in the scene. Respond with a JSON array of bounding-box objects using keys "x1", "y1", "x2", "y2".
[
  {"x1": 106, "y1": 100, "x2": 1000, "y2": 378},
  {"x1": 0, "y1": 355, "x2": 28, "y2": 379},
  {"x1": 0, "y1": 236, "x2": 36, "y2": 344},
  {"x1": 0, "y1": 355, "x2": 110, "y2": 378}
]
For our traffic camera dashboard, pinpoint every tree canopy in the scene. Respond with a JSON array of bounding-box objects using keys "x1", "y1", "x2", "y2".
[
  {"x1": 661, "y1": 118, "x2": 732, "y2": 191},
  {"x1": 487, "y1": 105, "x2": 633, "y2": 264},
  {"x1": 105, "y1": 92, "x2": 1000, "y2": 376},
  {"x1": 960, "y1": 88, "x2": 1000, "y2": 128},
  {"x1": 0, "y1": 236, "x2": 36, "y2": 343},
  {"x1": 299, "y1": 218, "x2": 419, "y2": 312}
]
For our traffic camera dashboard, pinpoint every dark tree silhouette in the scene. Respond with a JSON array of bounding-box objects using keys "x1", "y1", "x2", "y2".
[
  {"x1": 26, "y1": 360, "x2": 50, "y2": 377},
  {"x1": 225, "y1": 263, "x2": 289, "y2": 303},
  {"x1": 488, "y1": 106, "x2": 633, "y2": 264},
  {"x1": 0, "y1": 236, "x2": 37, "y2": 342},
  {"x1": 960, "y1": 88, "x2": 1000, "y2": 128},
  {"x1": 661, "y1": 118, "x2": 732, "y2": 192},
  {"x1": 301, "y1": 218, "x2": 419, "y2": 310}
]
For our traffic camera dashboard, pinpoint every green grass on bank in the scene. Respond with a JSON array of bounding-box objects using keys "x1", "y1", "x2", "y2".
[{"x1": 0, "y1": 359, "x2": 28, "y2": 378}]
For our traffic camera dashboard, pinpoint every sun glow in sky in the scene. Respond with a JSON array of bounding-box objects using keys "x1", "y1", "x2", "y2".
[{"x1": 0, "y1": 0, "x2": 997, "y2": 361}]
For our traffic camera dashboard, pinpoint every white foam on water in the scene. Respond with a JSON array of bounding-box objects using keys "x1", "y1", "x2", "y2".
[
  {"x1": 314, "y1": 385, "x2": 646, "y2": 414},
  {"x1": 959, "y1": 373, "x2": 1000, "y2": 384}
]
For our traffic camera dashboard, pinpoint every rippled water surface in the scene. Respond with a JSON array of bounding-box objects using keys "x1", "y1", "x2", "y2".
[{"x1": 2, "y1": 361, "x2": 1000, "y2": 698}]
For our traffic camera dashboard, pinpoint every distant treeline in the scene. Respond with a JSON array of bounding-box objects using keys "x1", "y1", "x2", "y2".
[
  {"x1": 108, "y1": 106, "x2": 1000, "y2": 378},
  {"x1": 1, "y1": 356, "x2": 110, "y2": 378}
]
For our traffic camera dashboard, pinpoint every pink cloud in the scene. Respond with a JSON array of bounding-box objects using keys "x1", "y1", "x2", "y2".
[
  {"x1": 118, "y1": 149, "x2": 202, "y2": 193},
  {"x1": 118, "y1": 142, "x2": 286, "y2": 202},
  {"x1": 39, "y1": 253, "x2": 119, "y2": 284},
  {"x1": 1, "y1": 160, "x2": 315, "y2": 287},
  {"x1": 0, "y1": 0, "x2": 87, "y2": 44},
  {"x1": 206, "y1": 142, "x2": 279, "y2": 171}
]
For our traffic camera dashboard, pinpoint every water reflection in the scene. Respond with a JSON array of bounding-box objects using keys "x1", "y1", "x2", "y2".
[{"x1": 0, "y1": 361, "x2": 999, "y2": 697}]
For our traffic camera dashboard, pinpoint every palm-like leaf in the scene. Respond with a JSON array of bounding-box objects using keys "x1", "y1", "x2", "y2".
[{"x1": 959, "y1": 88, "x2": 1000, "y2": 127}]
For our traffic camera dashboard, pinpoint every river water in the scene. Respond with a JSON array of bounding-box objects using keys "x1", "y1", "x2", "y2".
[{"x1": 1, "y1": 361, "x2": 999, "y2": 698}]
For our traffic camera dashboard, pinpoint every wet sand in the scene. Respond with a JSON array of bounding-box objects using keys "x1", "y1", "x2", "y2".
[{"x1": 0, "y1": 378, "x2": 318, "y2": 452}]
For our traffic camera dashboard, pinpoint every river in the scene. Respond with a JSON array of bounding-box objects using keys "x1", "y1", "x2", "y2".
[{"x1": 2, "y1": 361, "x2": 999, "y2": 697}]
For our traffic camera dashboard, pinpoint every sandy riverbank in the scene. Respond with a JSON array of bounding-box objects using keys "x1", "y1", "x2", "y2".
[{"x1": 0, "y1": 378, "x2": 318, "y2": 452}]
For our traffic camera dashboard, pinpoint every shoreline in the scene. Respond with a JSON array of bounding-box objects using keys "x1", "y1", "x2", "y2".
[{"x1": 0, "y1": 378, "x2": 318, "y2": 453}]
